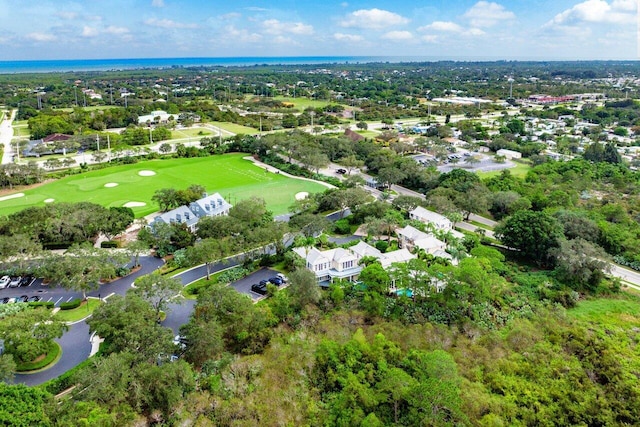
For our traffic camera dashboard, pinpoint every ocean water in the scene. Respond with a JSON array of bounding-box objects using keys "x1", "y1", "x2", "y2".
[{"x1": 0, "y1": 56, "x2": 415, "y2": 74}]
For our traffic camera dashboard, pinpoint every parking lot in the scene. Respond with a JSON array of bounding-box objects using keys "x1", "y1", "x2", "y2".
[{"x1": 230, "y1": 267, "x2": 283, "y2": 300}]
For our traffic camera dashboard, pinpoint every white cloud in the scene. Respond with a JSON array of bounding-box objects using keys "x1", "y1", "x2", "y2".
[
  {"x1": 463, "y1": 1, "x2": 515, "y2": 27},
  {"x1": 81, "y1": 26, "x2": 99, "y2": 38},
  {"x1": 269, "y1": 35, "x2": 301, "y2": 46},
  {"x1": 105, "y1": 26, "x2": 130, "y2": 35},
  {"x1": 422, "y1": 35, "x2": 439, "y2": 43},
  {"x1": 333, "y1": 33, "x2": 363, "y2": 42},
  {"x1": 25, "y1": 32, "x2": 56, "y2": 42},
  {"x1": 381, "y1": 30, "x2": 413, "y2": 41},
  {"x1": 340, "y1": 8, "x2": 409, "y2": 29},
  {"x1": 152, "y1": 0, "x2": 165, "y2": 7},
  {"x1": 220, "y1": 12, "x2": 241, "y2": 20},
  {"x1": 547, "y1": 0, "x2": 636, "y2": 26},
  {"x1": 419, "y1": 21, "x2": 463, "y2": 32},
  {"x1": 56, "y1": 11, "x2": 78, "y2": 20},
  {"x1": 144, "y1": 18, "x2": 198, "y2": 29},
  {"x1": 223, "y1": 25, "x2": 262, "y2": 43},
  {"x1": 419, "y1": 21, "x2": 485, "y2": 37},
  {"x1": 263, "y1": 19, "x2": 313, "y2": 36}
]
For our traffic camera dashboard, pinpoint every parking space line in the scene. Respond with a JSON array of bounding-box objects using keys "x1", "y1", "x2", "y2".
[{"x1": 54, "y1": 297, "x2": 62, "y2": 305}]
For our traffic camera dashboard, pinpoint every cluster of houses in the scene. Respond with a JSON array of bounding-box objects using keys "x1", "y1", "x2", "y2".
[
  {"x1": 149, "y1": 193, "x2": 232, "y2": 232},
  {"x1": 293, "y1": 206, "x2": 461, "y2": 291}
]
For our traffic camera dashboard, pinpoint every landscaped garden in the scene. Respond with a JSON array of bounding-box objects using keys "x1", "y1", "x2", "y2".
[{"x1": 0, "y1": 153, "x2": 328, "y2": 217}]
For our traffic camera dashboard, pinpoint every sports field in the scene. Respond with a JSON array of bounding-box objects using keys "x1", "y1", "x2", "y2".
[{"x1": 0, "y1": 153, "x2": 328, "y2": 217}]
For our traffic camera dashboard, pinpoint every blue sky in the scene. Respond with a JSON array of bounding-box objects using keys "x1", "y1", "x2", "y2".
[{"x1": 0, "y1": 0, "x2": 637, "y2": 60}]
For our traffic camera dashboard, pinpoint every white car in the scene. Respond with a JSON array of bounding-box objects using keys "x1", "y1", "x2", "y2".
[
  {"x1": 276, "y1": 273, "x2": 288, "y2": 283},
  {"x1": 8, "y1": 277, "x2": 21, "y2": 288},
  {"x1": 0, "y1": 276, "x2": 10, "y2": 289}
]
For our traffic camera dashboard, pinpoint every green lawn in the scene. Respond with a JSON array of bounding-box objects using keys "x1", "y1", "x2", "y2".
[
  {"x1": 356, "y1": 130, "x2": 380, "y2": 138},
  {"x1": 12, "y1": 124, "x2": 30, "y2": 138},
  {"x1": 209, "y1": 121, "x2": 257, "y2": 135},
  {"x1": 0, "y1": 153, "x2": 327, "y2": 217},
  {"x1": 568, "y1": 295, "x2": 640, "y2": 328},
  {"x1": 477, "y1": 162, "x2": 532, "y2": 179},
  {"x1": 57, "y1": 106, "x2": 124, "y2": 112},
  {"x1": 54, "y1": 298, "x2": 102, "y2": 322},
  {"x1": 171, "y1": 127, "x2": 213, "y2": 139},
  {"x1": 272, "y1": 96, "x2": 331, "y2": 111}
]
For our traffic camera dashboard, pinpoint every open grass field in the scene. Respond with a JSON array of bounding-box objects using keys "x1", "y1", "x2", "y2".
[
  {"x1": 0, "y1": 153, "x2": 328, "y2": 217},
  {"x1": 57, "y1": 106, "x2": 123, "y2": 113},
  {"x1": 477, "y1": 162, "x2": 532, "y2": 179},
  {"x1": 171, "y1": 127, "x2": 213, "y2": 139},
  {"x1": 209, "y1": 121, "x2": 257, "y2": 135},
  {"x1": 568, "y1": 295, "x2": 640, "y2": 328},
  {"x1": 12, "y1": 123, "x2": 30, "y2": 138},
  {"x1": 273, "y1": 96, "x2": 331, "y2": 111}
]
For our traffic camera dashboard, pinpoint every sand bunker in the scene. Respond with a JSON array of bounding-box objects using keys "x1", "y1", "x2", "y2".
[
  {"x1": 123, "y1": 202, "x2": 146, "y2": 208},
  {"x1": 138, "y1": 170, "x2": 156, "y2": 176},
  {"x1": 104, "y1": 183, "x2": 118, "y2": 188},
  {"x1": 295, "y1": 192, "x2": 309, "y2": 200},
  {"x1": 44, "y1": 198, "x2": 55, "y2": 203},
  {"x1": 0, "y1": 193, "x2": 24, "y2": 202}
]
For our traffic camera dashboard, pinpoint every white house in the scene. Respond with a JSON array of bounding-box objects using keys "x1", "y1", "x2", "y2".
[
  {"x1": 396, "y1": 225, "x2": 446, "y2": 254},
  {"x1": 149, "y1": 206, "x2": 199, "y2": 232},
  {"x1": 496, "y1": 148, "x2": 522, "y2": 160},
  {"x1": 293, "y1": 241, "x2": 415, "y2": 284},
  {"x1": 409, "y1": 207, "x2": 452, "y2": 231},
  {"x1": 149, "y1": 192, "x2": 232, "y2": 232},
  {"x1": 188, "y1": 193, "x2": 232, "y2": 218},
  {"x1": 137, "y1": 110, "x2": 174, "y2": 125}
]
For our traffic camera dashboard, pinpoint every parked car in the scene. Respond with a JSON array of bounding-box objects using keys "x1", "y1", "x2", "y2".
[
  {"x1": 18, "y1": 295, "x2": 29, "y2": 303},
  {"x1": 251, "y1": 283, "x2": 268, "y2": 295},
  {"x1": 0, "y1": 276, "x2": 10, "y2": 289},
  {"x1": 336, "y1": 168, "x2": 347, "y2": 174},
  {"x1": 173, "y1": 335, "x2": 188, "y2": 350},
  {"x1": 9, "y1": 277, "x2": 21, "y2": 288},
  {"x1": 259, "y1": 279, "x2": 269, "y2": 287},
  {"x1": 276, "y1": 273, "x2": 288, "y2": 283},
  {"x1": 27, "y1": 296, "x2": 41, "y2": 303},
  {"x1": 0, "y1": 297, "x2": 10, "y2": 304},
  {"x1": 269, "y1": 277, "x2": 283, "y2": 286},
  {"x1": 19, "y1": 276, "x2": 34, "y2": 287}
]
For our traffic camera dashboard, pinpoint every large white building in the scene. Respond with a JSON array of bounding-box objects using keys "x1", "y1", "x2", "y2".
[
  {"x1": 137, "y1": 110, "x2": 175, "y2": 125},
  {"x1": 409, "y1": 207, "x2": 452, "y2": 231},
  {"x1": 293, "y1": 241, "x2": 414, "y2": 284},
  {"x1": 149, "y1": 192, "x2": 231, "y2": 232}
]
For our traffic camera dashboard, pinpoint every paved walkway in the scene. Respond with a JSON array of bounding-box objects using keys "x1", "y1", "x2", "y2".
[{"x1": 0, "y1": 109, "x2": 16, "y2": 164}]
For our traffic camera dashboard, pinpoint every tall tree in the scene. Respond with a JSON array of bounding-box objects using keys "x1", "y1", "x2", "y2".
[
  {"x1": 495, "y1": 210, "x2": 563, "y2": 266},
  {"x1": 130, "y1": 272, "x2": 183, "y2": 320}
]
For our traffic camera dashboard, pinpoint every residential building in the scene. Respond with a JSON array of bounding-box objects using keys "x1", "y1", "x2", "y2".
[
  {"x1": 149, "y1": 193, "x2": 232, "y2": 232},
  {"x1": 396, "y1": 225, "x2": 446, "y2": 254},
  {"x1": 409, "y1": 207, "x2": 452, "y2": 231},
  {"x1": 293, "y1": 241, "x2": 415, "y2": 284},
  {"x1": 137, "y1": 110, "x2": 174, "y2": 125},
  {"x1": 496, "y1": 148, "x2": 522, "y2": 160},
  {"x1": 188, "y1": 193, "x2": 232, "y2": 218}
]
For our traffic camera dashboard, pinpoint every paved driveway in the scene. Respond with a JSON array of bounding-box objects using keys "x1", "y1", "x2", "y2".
[{"x1": 231, "y1": 267, "x2": 281, "y2": 300}]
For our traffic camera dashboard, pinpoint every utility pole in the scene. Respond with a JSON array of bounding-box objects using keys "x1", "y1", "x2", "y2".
[
  {"x1": 74, "y1": 86, "x2": 78, "y2": 107},
  {"x1": 107, "y1": 134, "x2": 111, "y2": 162}
]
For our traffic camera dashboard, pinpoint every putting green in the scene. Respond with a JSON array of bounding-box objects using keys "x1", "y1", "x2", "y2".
[{"x1": 0, "y1": 153, "x2": 328, "y2": 217}]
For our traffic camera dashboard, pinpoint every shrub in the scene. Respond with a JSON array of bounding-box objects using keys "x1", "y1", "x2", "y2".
[
  {"x1": 333, "y1": 219, "x2": 351, "y2": 235},
  {"x1": 115, "y1": 267, "x2": 130, "y2": 277},
  {"x1": 217, "y1": 267, "x2": 252, "y2": 284},
  {"x1": 28, "y1": 301, "x2": 54, "y2": 309},
  {"x1": 375, "y1": 241, "x2": 389, "y2": 253},
  {"x1": 100, "y1": 241, "x2": 119, "y2": 248},
  {"x1": 43, "y1": 242, "x2": 73, "y2": 250},
  {"x1": 16, "y1": 341, "x2": 60, "y2": 372},
  {"x1": 59, "y1": 299, "x2": 82, "y2": 310}
]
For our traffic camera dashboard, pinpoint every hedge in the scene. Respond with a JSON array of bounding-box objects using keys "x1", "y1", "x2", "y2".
[
  {"x1": 28, "y1": 301, "x2": 54, "y2": 309},
  {"x1": 100, "y1": 241, "x2": 119, "y2": 248},
  {"x1": 59, "y1": 299, "x2": 82, "y2": 310},
  {"x1": 16, "y1": 341, "x2": 61, "y2": 372}
]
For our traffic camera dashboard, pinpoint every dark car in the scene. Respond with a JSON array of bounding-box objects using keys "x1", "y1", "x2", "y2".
[
  {"x1": 251, "y1": 283, "x2": 268, "y2": 295},
  {"x1": 18, "y1": 295, "x2": 29, "y2": 303},
  {"x1": 0, "y1": 297, "x2": 10, "y2": 304},
  {"x1": 27, "y1": 296, "x2": 41, "y2": 303},
  {"x1": 19, "y1": 276, "x2": 34, "y2": 287},
  {"x1": 269, "y1": 277, "x2": 283, "y2": 286},
  {"x1": 336, "y1": 168, "x2": 347, "y2": 174}
]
